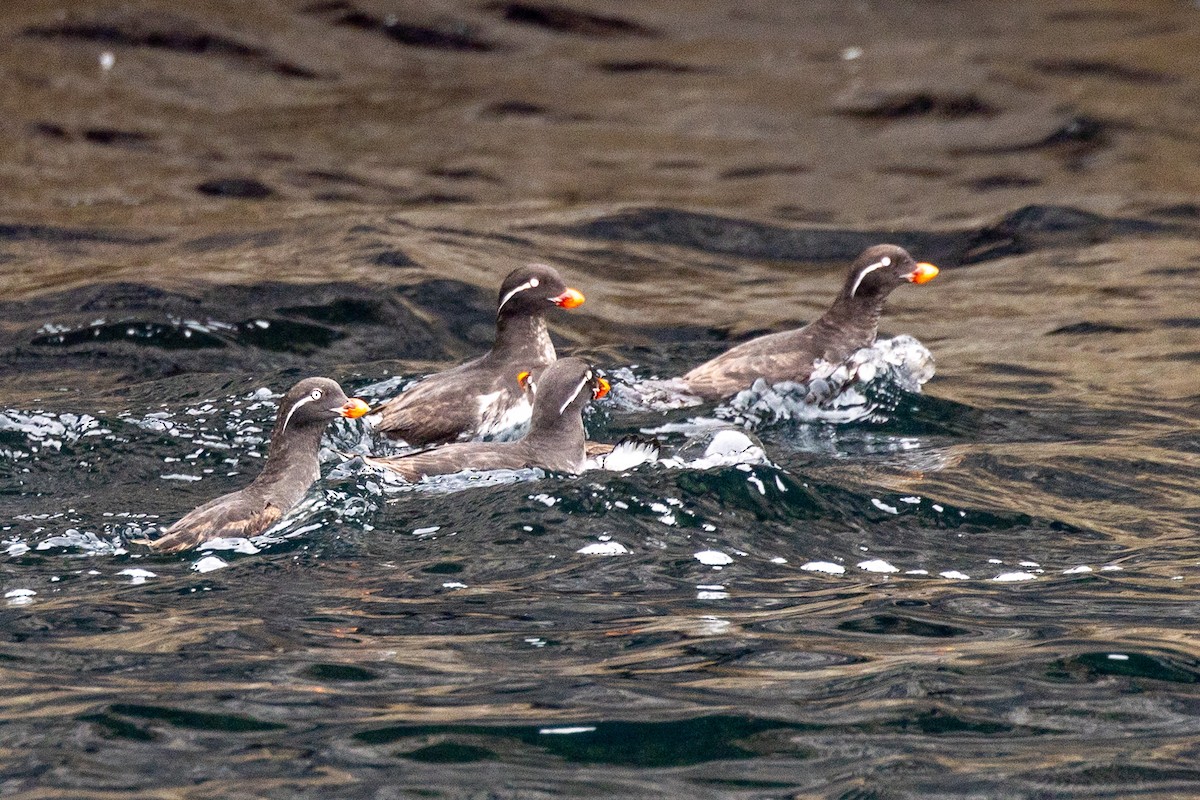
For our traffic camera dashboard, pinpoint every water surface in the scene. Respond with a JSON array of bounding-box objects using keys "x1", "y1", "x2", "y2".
[{"x1": 2, "y1": 0, "x2": 1200, "y2": 797}]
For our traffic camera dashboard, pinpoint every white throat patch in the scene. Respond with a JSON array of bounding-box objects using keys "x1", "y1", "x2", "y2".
[
  {"x1": 558, "y1": 375, "x2": 590, "y2": 415},
  {"x1": 849, "y1": 257, "x2": 891, "y2": 298},
  {"x1": 497, "y1": 277, "x2": 540, "y2": 313}
]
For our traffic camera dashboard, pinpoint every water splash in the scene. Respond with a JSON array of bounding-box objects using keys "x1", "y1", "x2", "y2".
[
  {"x1": 605, "y1": 335, "x2": 933, "y2": 425},
  {"x1": 0, "y1": 409, "x2": 110, "y2": 452},
  {"x1": 35, "y1": 529, "x2": 128, "y2": 555},
  {"x1": 716, "y1": 335, "x2": 935, "y2": 428}
]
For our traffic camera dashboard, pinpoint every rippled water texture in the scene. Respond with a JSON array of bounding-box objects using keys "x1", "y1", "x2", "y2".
[{"x1": 2, "y1": 0, "x2": 1200, "y2": 797}]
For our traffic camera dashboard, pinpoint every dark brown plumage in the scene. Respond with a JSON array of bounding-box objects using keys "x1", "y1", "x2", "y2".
[
  {"x1": 145, "y1": 378, "x2": 370, "y2": 553},
  {"x1": 363, "y1": 357, "x2": 608, "y2": 481},
  {"x1": 373, "y1": 264, "x2": 585, "y2": 445},
  {"x1": 680, "y1": 244, "x2": 938, "y2": 400}
]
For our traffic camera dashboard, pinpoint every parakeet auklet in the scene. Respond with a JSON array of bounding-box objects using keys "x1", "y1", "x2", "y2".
[
  {"x1": 145, "y1": 378, "x2": 370, "y2": 553},
  {"x1": 373, "y1": 264, "x2": 585, "y2": 445},
  {"x1": 362, "y1": 357, "x2": 607, "y2": 481},
  {"x1": 680, "y1": 244, "x2": 938, "y2": 400}
]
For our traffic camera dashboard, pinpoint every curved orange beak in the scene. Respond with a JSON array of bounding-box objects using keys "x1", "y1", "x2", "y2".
[
  {"x1": 551, "y1": 288, "x2": 585, "y2": 309},
  {"x1": 593, "y1": 377, "x2": 610, "y2": 400},
  {"x1": 906, "y1": 263, "x2": 939, "y2": 284},
  {"x1": 516, "y1": 370, "x2": 533, "y2": 391},
  {"x1": 339, "y1": 398, "x2": 371, "y2": 418}
]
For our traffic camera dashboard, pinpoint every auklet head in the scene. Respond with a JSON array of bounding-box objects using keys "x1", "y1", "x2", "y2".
[
  {"x1": 274, "y1": 377, "x2": 371, "y2": 438},
  {"x1": 526, "y1": 357, "x2": 608, "y2": 433},
  {"x1": 496, "y1": 263, "x2": 585, "y2": 318},
  {"x1": 839, "y1": 245, "x2": 939, "y2": 304}
]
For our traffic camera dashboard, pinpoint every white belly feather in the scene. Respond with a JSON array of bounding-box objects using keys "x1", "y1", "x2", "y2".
[{"x1": 476, "y1": 391, "x2": 533, "y2": 441}]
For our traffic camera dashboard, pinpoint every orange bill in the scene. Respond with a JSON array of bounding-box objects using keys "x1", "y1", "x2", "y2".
[
  {"x1": 516, "y1": 370, "x2": 533, "y2": 390},
  {"x1": 551, "y1": 288, "x2": 585, "y2": 308},
  {"x1": 339, "y1": 398, "x2": 371, "y2": 418},
  {"x1": 907, "y1": 263, "x2": 939, "y2": 284},
  {"x1": 593, "y1": 377, "x2": 610, "y2": 400}
]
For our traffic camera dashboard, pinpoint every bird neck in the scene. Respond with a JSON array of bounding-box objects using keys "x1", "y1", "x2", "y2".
[
  {"x1": 823, "y1": 293, "x2": 884, "y2": 341},
  {"x1": 254, "y1": 422, "x2": 325, "y2": 494},
  {"x1": 526, "y1": 404, "x2": 586, "y2": 453},
  {"x1": 493, "y1": 311, "x2": 555, "y2": 362}
]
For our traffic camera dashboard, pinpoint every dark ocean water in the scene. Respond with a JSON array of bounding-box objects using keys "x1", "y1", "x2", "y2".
[
  {"x1": 3, "y1": 269, "x2": 1198, "y2": 799},
  {"x1": 2, "y1": 0, "x2": 1200, "y2": 798}
]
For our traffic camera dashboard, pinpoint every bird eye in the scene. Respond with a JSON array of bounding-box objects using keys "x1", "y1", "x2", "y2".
[
  {"x1": 529, "y1": 278, "x2": 539, "y2": 288},
  {"x1": 310, "y1": 389, "x2": 323, "y2": 400},
  {"x1": 880, "y1": 256, "x2": 891, "y2": 266}
]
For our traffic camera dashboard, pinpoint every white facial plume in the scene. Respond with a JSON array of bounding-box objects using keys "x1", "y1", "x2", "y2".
[
  {"x1": 279, "y1": 388, "x2": 324, "y2": 435},
  {"x1": 498, "y1": 277, "x2": 541, "y2": 313},
  {"x1": 849, "y1": 256, "x2": 891, "y2": 298},
  {"x1": 558, "y1": 371, "x2": 592, "y2": 415}
]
